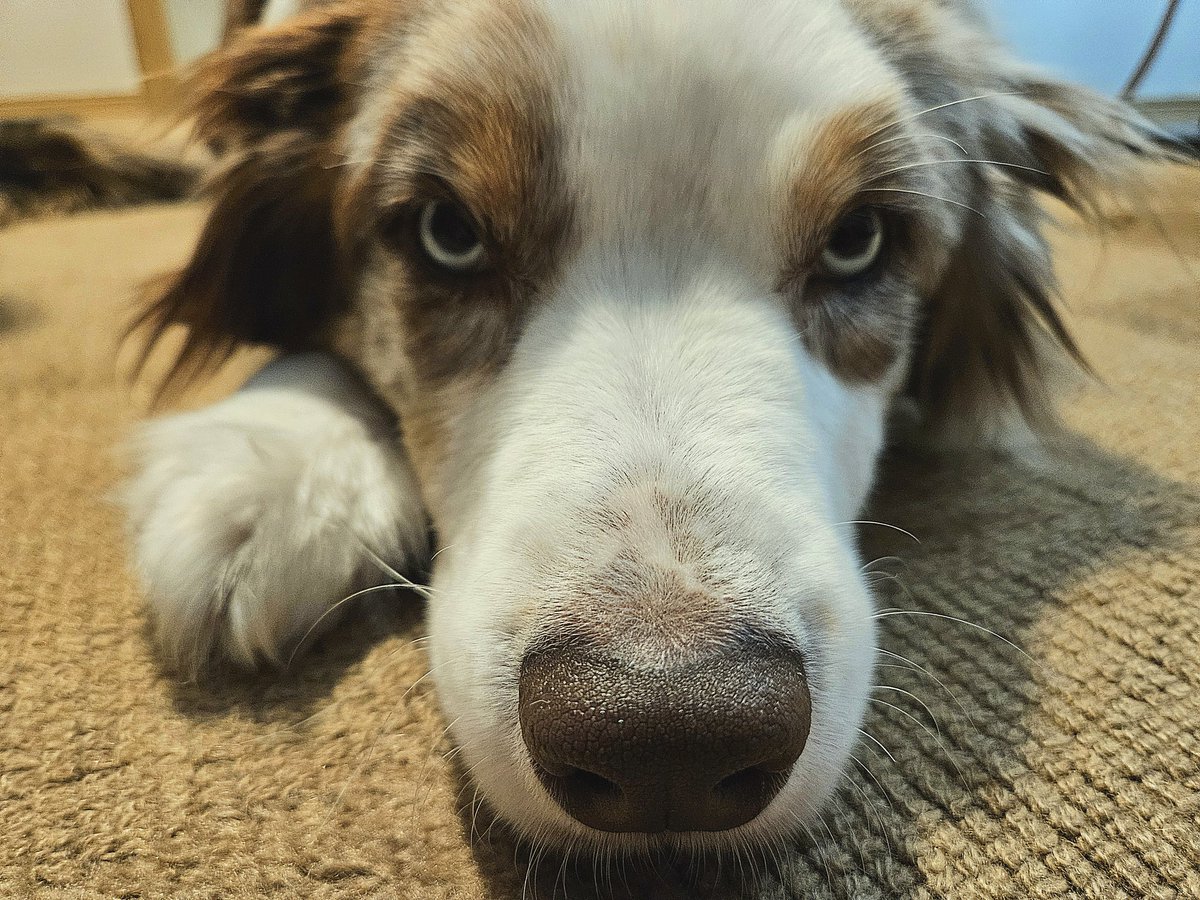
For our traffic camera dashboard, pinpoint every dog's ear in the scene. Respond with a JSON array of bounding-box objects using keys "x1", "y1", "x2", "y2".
[
  {"x1": 134, "y1": 4, "x2": 370, "y2": 389},
  {"x1": 863, "y1": 2, "x2": 1182, "y2": 445}
]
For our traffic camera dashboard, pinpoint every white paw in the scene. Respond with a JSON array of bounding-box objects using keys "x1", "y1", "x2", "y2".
[{"x1": 122, "y1": 354, "x2": 428, "y2": 676}]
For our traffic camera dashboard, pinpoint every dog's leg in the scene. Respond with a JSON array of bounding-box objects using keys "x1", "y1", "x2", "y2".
[{"x1": 123, "y1": 353, "x2": 428, "y2": 677}]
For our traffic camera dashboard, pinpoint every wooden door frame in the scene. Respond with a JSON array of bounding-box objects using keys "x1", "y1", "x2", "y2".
[{"x1": 126, "y1": 0, "x2": 182, "y2": 110}]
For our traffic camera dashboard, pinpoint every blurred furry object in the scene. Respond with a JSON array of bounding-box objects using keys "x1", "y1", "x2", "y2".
[{"x1": 0, "y1": 118, "x2": 197, "y2": 227}]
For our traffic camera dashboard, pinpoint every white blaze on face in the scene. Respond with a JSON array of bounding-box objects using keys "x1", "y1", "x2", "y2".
[{"x1": 420, "y1": 0, "x2": 902, "y2": 850}]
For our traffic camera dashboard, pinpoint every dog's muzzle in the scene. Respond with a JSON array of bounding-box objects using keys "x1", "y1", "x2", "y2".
[{"x1": 518, "y1": 635, "x2": 811, "y2": 833}]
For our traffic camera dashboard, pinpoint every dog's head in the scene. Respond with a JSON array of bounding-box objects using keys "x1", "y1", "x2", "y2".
[{"x1": 144, "y1": 0, "x2": 1170, "y2": 853}]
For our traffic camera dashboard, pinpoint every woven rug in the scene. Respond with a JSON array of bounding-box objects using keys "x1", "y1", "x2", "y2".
[{"x1": 1, "y1": 162, "x2": 1197, "y2": 898}]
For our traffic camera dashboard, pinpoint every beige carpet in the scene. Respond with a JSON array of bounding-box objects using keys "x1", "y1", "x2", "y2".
[{"x1": 1, "y1": 164, "x2": 1198, "y2": 899}]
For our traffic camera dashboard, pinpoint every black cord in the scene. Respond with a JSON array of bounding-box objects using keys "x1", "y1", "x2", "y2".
[{"x1": 1121, "y1": 0, "x2": 1182, "y2": 99}]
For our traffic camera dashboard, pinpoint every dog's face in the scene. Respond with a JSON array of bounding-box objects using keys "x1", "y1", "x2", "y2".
[
  {"x1": 150, "y1": 0, "x2": 1164, "y2": 854},
  {"x1": 349, "y1": 0, "x2": 925, "y2": 850}
]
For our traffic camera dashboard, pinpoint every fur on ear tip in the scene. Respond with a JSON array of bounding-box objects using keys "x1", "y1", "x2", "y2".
[
  {"x1": 905, "y1": 166, "x2": 1094, "y2": 446},
  {"x1": 987, "y1": 84, "x2": 1192, "y2": 217},
  {"x1": 126, "y1": 7, "x2": 367, "y2": 402},
  {"x1": 123, "y1": 302, "x2": 239, "y2": 408},
  {"x1": 185, "y1": 2, "x2": 367, "y2": 149}
]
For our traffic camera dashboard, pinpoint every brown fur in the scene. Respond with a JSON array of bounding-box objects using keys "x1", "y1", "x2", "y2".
[
  {"x1": 136, "y1": 0, "x2": 576, "y2": 408},
  {"x1": 348, "y1": 0, "x2": 571, "y2": 381},
  {"x1": 132, "y1": 3, "x2": 379, "y2": 390},
  {"x1": 132, "y1": 135, "x2": 351, "y2": 388},
  {"x1": 785, "y1": 100, "x2": 907, "y2": 262},
  {"x1": 908, "y1": 171, "x2": 1078, "y2": 425},
  {"x1": 782, "y1": 102, "x2": 940, "y2": 383},
  {"x1": 222, "y1": 0, "x2": 271, "y2": 39},
  {"x1": 330, "y1": 0, "x2": 573, "y2": 503},
  {"x1": 346, "y1": 2, "x2": 572, "y2": 388},
  {"x1": 192, "y1": 3, "x2": 374, "y2": 148}
]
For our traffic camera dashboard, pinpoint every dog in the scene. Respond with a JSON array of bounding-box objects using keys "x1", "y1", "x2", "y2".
[{"x1": 123, "y1": 0, "x2": 1175, "y2": 858}]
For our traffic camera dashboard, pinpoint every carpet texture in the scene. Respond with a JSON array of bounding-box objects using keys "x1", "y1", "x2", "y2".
[{"x1": 1, "y1": 163, "x2": 1198, "y2": 899}]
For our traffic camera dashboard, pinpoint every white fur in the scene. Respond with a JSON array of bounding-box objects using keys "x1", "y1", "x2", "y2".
[{"x1": 123, "y1": 354, "x2": 427, "y2": 675}]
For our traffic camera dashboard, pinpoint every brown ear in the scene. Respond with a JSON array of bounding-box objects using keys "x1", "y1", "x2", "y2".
[
  {"x1": 910, "y1": 76, "x2": 1179, "y2": 441},
  {"x1": 863, "y1": 2, "x2": 1183, "y2": 442},
  {"x1": 133, "y1": 4, "x2": 368, "y2": 390},
  {"x1": 905, "y1": 168, "x2": 1079, "y2": 436}
]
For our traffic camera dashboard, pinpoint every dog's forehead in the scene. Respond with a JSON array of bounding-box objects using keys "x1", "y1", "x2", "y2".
[
  {"x1": 536, "y1": 0, "x2": 906, "y2": 255},
  {"x1": 539, "y1": 0, "x2": 899, "y2": 166},
  {"x1": 365, "y1": 0, "x2": 906, "y2": 243}
]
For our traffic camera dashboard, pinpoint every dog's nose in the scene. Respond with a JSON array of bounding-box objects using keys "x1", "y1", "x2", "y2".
[{"x1": 518, "y1": 638, "x2": 810, "y2": 832}]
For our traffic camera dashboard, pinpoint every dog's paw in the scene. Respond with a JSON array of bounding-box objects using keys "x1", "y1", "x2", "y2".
[{"x1": 122, "y1": 354, "x2": 427, "y2": 676}]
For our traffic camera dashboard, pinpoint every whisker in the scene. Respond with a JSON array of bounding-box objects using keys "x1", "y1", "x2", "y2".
[
  {"x1": 863, "y1": 186, "x2": 986, "y2": 217},
  {"x1": 864, "y1": 570, "x2": 904, "y2": 585},
  {"x1": 869, "y1": 696, "x2": 968, "y2": 789},
  {"x1": 820, "y1": 791, "x2": 863, "y2": 881},
  {"x1": 860, "y1": 555, "x2": 906, "y2": 574},
  {"x1": 554, "y1": 839, "x2": 573, "y2": 899},
  {"x1": 839, "y1": 519, "x2": 921, "y2": 544},
  {"x1": 868, "y1": 157, "x2": 1052, "y2": 181},
  {"x1": 872, "y1": 608, "x2": 1036, "y2": 664},
  {"x1": 286, "y1": 583, "x2": 412, "y2": 669},
  {"x1": 857, "y1": 727, "x2": 898, "y2": 764},
  {"x1": 856, "y1": 130, "x2": 970, "y2": 160},
  {"x1": 872, "y1": 683, "x2": 944, "y2": 736},
  {"x1": 841, "y1": 767, "x2": 891, "y2": 859},
  {"x1": 849, "y1": 752, "x2": 893, "y2": 814},
  {"x1": 799, "y1": 823, "x2": 834, "y2": 889},
  {"x1": 875, "y1": 648, "x2": 976, "y2": 725},
  {"x1": 466, "y1": 785, "x2": 483, "y2": 845},
  {"x1": 860, "y1": 91, "x2": 1024, "y2": 144},
  {"x1": 407, "y1": 714, "x2": 465, "y2": 832},
  {"x1": 356, "y1": 538, "x2": 438, "y2": 600},
  {"x1": 813, "y1": 810, "x2": 842, "y2": 887}
]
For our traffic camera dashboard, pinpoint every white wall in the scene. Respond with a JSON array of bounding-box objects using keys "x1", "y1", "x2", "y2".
[
  {"x1": 162, "y1": 0, "x2": 224, "y2": 64},
  {"x1": 0, "y1": 0, "x2": 142, "y2": 98}
]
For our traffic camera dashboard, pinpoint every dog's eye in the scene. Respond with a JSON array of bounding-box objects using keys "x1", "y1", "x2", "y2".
[
  {"x1": 819, "y1": 206, "x2": 884, "y2": 279},
  {"x1": 417, "y1": 199, "x2": 488, "y2": 272}
]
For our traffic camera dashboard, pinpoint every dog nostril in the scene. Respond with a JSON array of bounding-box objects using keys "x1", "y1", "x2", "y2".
[
  {"x1": 558, "y1": 768, "x2": 623, "y2": 800},
  {"x1": 715, "y1": 765, "x2": 788, "y2": 804}
]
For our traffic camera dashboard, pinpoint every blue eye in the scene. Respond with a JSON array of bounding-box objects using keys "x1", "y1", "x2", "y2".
[
  {"x1": 418, "y1": 199, "x2": 487, "y2": 271},
  {"x1": 820, "y1": 207, "x2": 884, "y2": 278}
]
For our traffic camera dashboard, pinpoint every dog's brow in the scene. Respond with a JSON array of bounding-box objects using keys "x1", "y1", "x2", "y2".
[
  {"x1": 785, "y1": 99, "x2": 937, "y2": 259},
  {"x1": 362, "y1": 1, "x2": 566, "y2": 238},
  {"x1": 792, "y1": 104, "x2": 899, "y2": 216},
  {"x1": 374, "y1": 86, "x2": 556, "y2": 240},
  {"x1": 376, "y1": 98, "x2": 470, "y2": 187}
]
